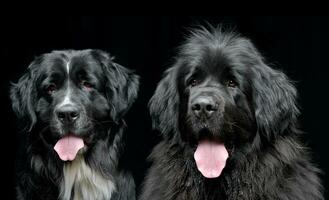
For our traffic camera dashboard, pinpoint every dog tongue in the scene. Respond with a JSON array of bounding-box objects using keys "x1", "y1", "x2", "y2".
[
  {"x1": 194, "y1": 140, "x2": 228, "y2": 178},
  {"x1": 54, "y1": 135, "x2": 84, "y2": 161}
]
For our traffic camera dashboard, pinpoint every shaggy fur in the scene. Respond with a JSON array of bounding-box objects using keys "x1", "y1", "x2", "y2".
[
  {"x1": 11, "y1": 49, "x2": 138, "y2": 200},
  {"x1": 140, "y1": 27, "x2": 323, "y2": 200}
]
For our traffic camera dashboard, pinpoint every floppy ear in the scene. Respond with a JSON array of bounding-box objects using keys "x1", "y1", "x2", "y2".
[
  {"x1": 251, "y1": 61, "x2": 299, "y2": 140},
  {"x1": 95, "y1": 50, "x2": 139, "y2": 122},
  {"x1": 109, "y1": 62, "x2": 139, "y2": 120},
  {"x1": 149, "y1": 66, "x2": 180, "y2": 140},
  {"x1": 10, "y1": 62, "x2": 38, "y2": 131}
]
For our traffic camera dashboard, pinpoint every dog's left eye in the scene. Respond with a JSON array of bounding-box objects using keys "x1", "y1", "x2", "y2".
[
  {"x1": 227, "y1": 80, "x2": 237, "y2": 88},
  {"x1": 46, "y1": 84, "x2": 57, "y2": 94},
  {"x1": 188, "y1": 78, "x2": 199, "y2": 87},
  {"x1": 81, "y1": 80, "x2": 93, "y2": 89}
]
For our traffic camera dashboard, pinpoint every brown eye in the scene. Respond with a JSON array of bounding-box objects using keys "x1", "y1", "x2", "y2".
[
  {"x1": 81, "y1": 80, "x2": 93, "y2": 89},
  {"x1": 46, "y1": 84, "x2": 57, "y2": 94},
  {"x1": 189, "y1": 79, "x2": 198, "y2": 87},
  {"x1": 227, "y1": 80, "x2": 237, "y2": 88}
]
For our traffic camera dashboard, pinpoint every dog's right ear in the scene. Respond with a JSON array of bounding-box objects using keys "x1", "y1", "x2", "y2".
[
  {"x1": 10, "y1": 61, "x2": 39, "y2": 131},
  {"x1": 149, "y1": 66, "x2": 179, "y2": 140}
]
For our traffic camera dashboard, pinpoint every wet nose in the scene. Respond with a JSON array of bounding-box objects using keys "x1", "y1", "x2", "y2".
[
  {"x1": 56, "y1": 105, "x2": 80, "y2": 124},
  {"x1": 191, "y1": 97, "x2": 218, "y2": 118}
]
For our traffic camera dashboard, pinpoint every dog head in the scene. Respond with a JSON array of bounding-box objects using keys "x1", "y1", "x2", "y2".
[
  {"x1": 11, "y1": 49, "x2": 139, "y2": 161},
  {"x1": 149, "y1": 27, "x2": 299, "y2": 178}
]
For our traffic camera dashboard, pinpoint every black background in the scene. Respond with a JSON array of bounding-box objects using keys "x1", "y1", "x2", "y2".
[{"x1": 1, "y1": 16, "x2": 328, "y2": 199}]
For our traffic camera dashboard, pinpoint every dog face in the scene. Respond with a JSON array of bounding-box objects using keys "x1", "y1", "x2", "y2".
[
  {"x1": 177, "y1": 56, "x2": 256, "y2": 149},
  {"x1": 11, "y1": 49, "x2": 139, "y2": 159},
  {"x1": 37, "y1": 51, "x2": 109, "y2": 140}
]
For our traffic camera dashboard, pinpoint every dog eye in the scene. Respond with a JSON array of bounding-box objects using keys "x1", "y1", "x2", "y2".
[
  {"x1": 46, "y1": 84, "x2": 57, "y2": 94},
  {"x1": 81, "y1": 80, "x2": 93, "y2": 89},
  {"x1": 189, "y1": 79, "x2": 198, "y2": 87},
  {"x1": 227, "y1": 80, "x2": 237, "y2": 88}
]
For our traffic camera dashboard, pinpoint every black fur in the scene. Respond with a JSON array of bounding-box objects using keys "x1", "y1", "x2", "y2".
[
  {"x1": 140, "y1": 27, "x2": 323, "y2": 200},
  {"x1": 11, "y1": 49, "x2": 138, "y2": 200}
]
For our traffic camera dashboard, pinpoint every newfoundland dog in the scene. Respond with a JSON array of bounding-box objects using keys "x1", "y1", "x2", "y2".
[
  {"x1": 140, "y1": 27, "x2": 323, "y2": 199},
  {"x1": 11, "y1": 49, "x2": 138, "y2": 200}
]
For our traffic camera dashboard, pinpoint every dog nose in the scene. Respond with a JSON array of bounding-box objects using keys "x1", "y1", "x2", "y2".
[
  {"x1": 56, "y1": 105, "x2": 80, "y2": 124},
  {"x1": 192, "y1": 97, "x2": 218, "y2": 118}
]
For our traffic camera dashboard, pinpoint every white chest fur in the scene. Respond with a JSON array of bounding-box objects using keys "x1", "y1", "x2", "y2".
[{"x1": 60, "y1": 155, "x2": 116, "y2": 200}]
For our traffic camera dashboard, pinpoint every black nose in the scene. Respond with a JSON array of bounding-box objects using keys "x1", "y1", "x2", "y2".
[
  {"x1": 191, "y1": 97, "x2": 218, "y2": 118},
  {"x1": 56, "y1": 105, "x2": 80, "y2": 124}
]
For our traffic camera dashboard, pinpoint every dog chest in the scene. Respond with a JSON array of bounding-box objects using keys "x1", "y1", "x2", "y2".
[{"x1": 60, "y1": 155, "x2": 115, "y2": 200}]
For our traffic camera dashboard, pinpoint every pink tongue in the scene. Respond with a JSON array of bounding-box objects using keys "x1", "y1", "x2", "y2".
[
  {"x1": 54, "y1": 135, "x2": 84, "y2": 161},
  {"x1": 194, "y1": 140, "x2": 228, "y2": 178}
]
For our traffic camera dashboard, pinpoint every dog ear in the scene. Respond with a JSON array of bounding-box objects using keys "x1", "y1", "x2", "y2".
[
  {"x1": 149, "y1": 66, "x2": 180, "y2": 140},
  {"x1": 94, "y1": 50, "x2": 139, "y2": 122},
  {"x1": 109, "y1": 62, "x2": 139, "y2": 121},
  {"x1": 10, "y1": 61, "x2": 39, "y2": 131},
  {"x1": 251, "y1": 60, "x2": 299, "y2": 140}
]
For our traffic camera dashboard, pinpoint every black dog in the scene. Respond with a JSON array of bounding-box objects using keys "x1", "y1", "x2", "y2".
[
  {"x1": 140, "y1": 27, "x2": 323, "y2": 199},
  {"x1": 11, "y1": 49, "x2": 138, "y2": 200}
]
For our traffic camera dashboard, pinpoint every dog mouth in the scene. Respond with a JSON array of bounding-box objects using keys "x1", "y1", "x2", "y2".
[
  {"x1": 192, "y1": 128, "x2": 229, "y2": 179},
  {"x1": 194, "y1": 139, "x2": 228, "y2": 179},
  {"x1": 54, "y1": 134, "x2": 85, "y2": 161}
]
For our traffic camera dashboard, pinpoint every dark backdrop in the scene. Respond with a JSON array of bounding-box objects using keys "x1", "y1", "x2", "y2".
[{"x1": 1, "y1": 16, "x2": 328, "y2": 199}]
